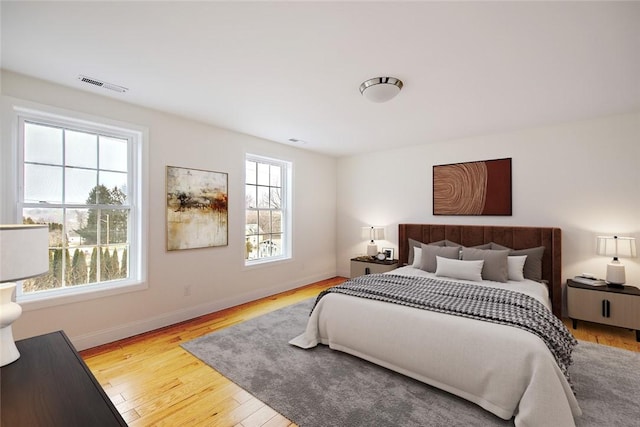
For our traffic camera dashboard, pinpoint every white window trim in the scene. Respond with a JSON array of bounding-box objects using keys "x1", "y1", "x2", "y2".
[
  {"x1": 9, "y1": 103, "x2": 149, "y2": 311},
  {"x1": 244, "y1": 153, "x2": 293, "y2": 267}
]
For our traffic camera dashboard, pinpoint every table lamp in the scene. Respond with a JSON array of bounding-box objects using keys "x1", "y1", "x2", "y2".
[
  {"x1": 362, "y1": 226, "x2": 385, "y2": 257},
  {"x1": 0, "y1": 224, "x2": 49, "y2": 366},
  {"x1": 596, "y1": 235, "x2": 637, "y2": 287}
]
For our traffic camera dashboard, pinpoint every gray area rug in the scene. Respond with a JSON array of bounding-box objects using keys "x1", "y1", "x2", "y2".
[{"x1": 182, "y1": 298, "x2": 640, "y2": 426}]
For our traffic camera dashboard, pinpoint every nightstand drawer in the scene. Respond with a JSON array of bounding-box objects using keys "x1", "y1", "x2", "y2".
[{"x1": 568, "y1": 287, "x2": 640, "y2": 329}]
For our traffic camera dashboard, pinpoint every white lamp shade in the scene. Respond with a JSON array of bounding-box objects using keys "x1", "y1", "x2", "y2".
[
  {"x1": 596, "y1": 236, "x2": 637, "y2": 258},
  {"x1": 0, "y1": 224, "x2": 49, "y2": 366},
  {"x1": 0, "y1": 224, "x2": 50, "y2": 282},
  {"x1": 361, "y1": 226, "x2": 385, "y2": 241}
]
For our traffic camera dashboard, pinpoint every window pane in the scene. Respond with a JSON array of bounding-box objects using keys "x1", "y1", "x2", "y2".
[
  {"x1": 270, "y1": 234, "x2": 283, "y2": 257},
  {"x1": 259, "y1": 235, "x2": 279, "y2": 258},
  {"x1": 257, "y1": 210, "x2": 271, "y2": 233},
  {"x1": 246, "y1": 210, "x2": 258, "y2": 235},
  {"x1": 24, "y1": 164, "x2": 62, "y2": 203},
  {"x1": 245, "y1": 185, "x2": 257, "y2": 209},
  {"x1": 24, "y1": 122, "x2": 62, "y2": 165},
  {"x1": 75, "y1": 208, "x2": 98, "y2": 245},
  {"x1": 270, "y1": 188, "x2": 282, "y2": 209},
  {"x1": 257, "y1": 186, "x2": 269, "y2": 208},
  {"x1": 270, "y1": 165, "x2": 281, "y2": 187},
  {"x1": 246, "y1": 235, "x2": 258, "y2": 260},
  {"x1": 65, "y1": 168, "x2": 97, "y2": 204},
  {"x1": 85, "y1": 184, "x2": 124, "y2": 205},
  {"x1": 100, "y1": 171, "x2": 128, "y2": 204},
  {"x1": 97, "y1": 245, "x2": 127, "y2": 282},
  {"x1": 100, "y1": 209, "x2": 129, "y2": 245},
  {"x1": 246, "y1": 161, "x2": 257, "y2": 185},
  {"x1": 271, "y1": 210, "x2": 282, "y2": 233},
  {"x1": 66, "y1": 130, "x2": 97, "y2": 168},
  {"x1": 118, "y1": 245, "x2": 129, "y2": 279},
  {"x1": 66, "y1": 208, "x2": 89, "y2": 247},
  {"x1": 257, "y1": 162, "x2": 270, "y2": 185},
  {"x1": 99, "y1": 136, "x2": 128, "y2": 172},
  {"x1": 67, "y1": 247, "x2": 91, "y2": 286}
]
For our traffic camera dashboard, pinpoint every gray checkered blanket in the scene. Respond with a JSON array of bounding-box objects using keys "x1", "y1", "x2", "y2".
[{"x1": 314, "y1": 273, "x2": 577, "y2": 385}]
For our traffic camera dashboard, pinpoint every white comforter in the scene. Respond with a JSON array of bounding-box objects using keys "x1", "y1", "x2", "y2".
[{"x1": 290, "y1": 267, "x2": 582, "y2": 427}]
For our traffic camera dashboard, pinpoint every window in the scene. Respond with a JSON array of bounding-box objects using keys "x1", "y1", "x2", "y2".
[
  {"x1": 15, "y1": 108, "x2": 145, "y2": 302},
  {"x1": 245, "y1": 154, "x2": 291, "y2": 264}
]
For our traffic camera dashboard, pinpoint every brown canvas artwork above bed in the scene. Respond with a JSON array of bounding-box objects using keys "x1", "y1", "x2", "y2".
[{"x1": 398, "y1": 224, "x2": 562, "y2": 318}]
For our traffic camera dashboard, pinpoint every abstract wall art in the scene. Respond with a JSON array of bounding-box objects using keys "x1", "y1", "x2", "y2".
[
  {"x1": 166, "y1": 166, "x2": 228, "y2": 250},
  {"x1": 433, "y1": 158, "x2": 512, "y2": 216}
]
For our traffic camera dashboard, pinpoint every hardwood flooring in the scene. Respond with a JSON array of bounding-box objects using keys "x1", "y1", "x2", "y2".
[
  {"x1": 81, "y1": 276, "x2": 640, "y2": 426},
  {"x1": 562, "y1": 317, "x2": 640, "y2": 352},
  {"x1": 80, "y1": 277, "x2": 344, "y2": 427}
]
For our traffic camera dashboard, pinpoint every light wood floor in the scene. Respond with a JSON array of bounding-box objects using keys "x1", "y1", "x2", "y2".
[{"x1": 81, "y1": 277, "x2": 640, "y2": 426}]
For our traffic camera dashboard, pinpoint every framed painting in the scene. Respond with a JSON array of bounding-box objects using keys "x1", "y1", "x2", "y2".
[
  {"x1": 433, "y1": 158, "x2": 512, "y2": 216},
  {"x1": 166, "y1": 166, "x2": 228, "y2": 250}
]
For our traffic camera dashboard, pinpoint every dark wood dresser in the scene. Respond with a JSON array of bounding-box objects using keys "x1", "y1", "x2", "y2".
[{"x1": 0, "y1": 330, "x2": 127, "y2": 426}]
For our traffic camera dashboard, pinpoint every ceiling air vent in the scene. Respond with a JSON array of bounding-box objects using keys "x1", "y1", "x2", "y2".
[{"x1": 77, "y1": 75, "x2": 128, "y2": 93}]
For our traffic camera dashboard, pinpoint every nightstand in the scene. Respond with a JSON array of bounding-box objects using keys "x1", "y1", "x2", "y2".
[
  {"x1": 567, "y1": 279, "x2": 640, "y2": 342},
  {"x1": 350, "y1": 256, "x2": 398, "y2": 278}
]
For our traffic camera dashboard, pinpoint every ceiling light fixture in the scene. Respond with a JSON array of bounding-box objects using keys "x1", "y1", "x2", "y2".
[{"x1": 359, "y1": 77, "x2": 403, "y2": 103}]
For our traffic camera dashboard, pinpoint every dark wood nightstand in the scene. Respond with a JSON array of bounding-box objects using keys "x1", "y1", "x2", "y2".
[
  {"x1": 567, "y1": 279, "x2": 640, "y2": 342},
  {"x1": 0, "y1": 331, "x2": 127, "y2": 426},
  {"x1": 350, "y1": 256, "x2": 398, "y2": 278}
]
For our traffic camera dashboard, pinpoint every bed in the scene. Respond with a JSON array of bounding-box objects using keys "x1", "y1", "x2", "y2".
[{"x1": 290, "y1": 224, "x2": 581, "y2": 427}]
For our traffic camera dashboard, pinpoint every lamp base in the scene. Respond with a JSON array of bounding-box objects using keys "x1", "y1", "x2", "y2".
[
  {"x1": 0, "y1": 282, "x2": 22, "y2": 367},
  {"x1": 0, "y1": 325, "x2": 20, "y2": 366},
  {"x1": 366, "y1": 243, "x2": 378, "y2": 257},
  {"x1": 605, "y1": 260, "x2": 626, "y2": 286}
]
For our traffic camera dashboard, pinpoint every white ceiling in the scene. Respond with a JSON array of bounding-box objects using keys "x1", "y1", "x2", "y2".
[{"x1": 2, "y1": 1, "x2": 639, "y2": 157}]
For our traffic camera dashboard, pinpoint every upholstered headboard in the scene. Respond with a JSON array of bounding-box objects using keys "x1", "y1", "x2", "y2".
[{"x1": 398, "y1": 224, "x2": 562, "y2": 318}]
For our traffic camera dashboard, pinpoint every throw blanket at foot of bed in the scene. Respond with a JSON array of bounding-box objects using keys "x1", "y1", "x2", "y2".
[{"x1": 290, "y1": 274, "x2": 582, "y2": 427}]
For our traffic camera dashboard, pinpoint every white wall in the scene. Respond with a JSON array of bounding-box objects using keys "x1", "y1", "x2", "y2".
[
  {"x1": 1, "y1": 71, "x2": 337, "y2": 349},
  {"x1": 336, "y1": 112, "x2": 640, "y2": 296}
]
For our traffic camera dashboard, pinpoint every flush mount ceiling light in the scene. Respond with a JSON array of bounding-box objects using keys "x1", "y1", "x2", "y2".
[{"x1": 359, "y1": 77, "x2": 403, "y2": 103}]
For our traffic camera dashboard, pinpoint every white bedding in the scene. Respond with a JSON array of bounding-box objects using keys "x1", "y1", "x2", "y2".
[{"x1": 290, "y1": 266, "x2": 582, "y2": 427}]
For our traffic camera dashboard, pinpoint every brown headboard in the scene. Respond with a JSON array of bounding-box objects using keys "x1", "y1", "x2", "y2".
[{"x1": 398, "y1": 224, "x2": 562, "y2": 318}]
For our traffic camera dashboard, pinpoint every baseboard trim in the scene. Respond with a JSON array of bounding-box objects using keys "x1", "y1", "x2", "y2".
[{"x1": 71, "y1": 272, "x2": 335, "y2": 350}]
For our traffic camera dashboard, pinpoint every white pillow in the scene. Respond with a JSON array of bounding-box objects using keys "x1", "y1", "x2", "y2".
[
  {"x1": 508, "y1": 255, "x2": 528, "y2": 281},
  {"x1": 411, "y1": 247, "x2": 422, "y2": 268},
  {"x1": 435, "y1": 256, "x2": 484, "y2": 282}
]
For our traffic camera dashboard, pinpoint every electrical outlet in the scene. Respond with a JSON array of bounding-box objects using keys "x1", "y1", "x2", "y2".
[{"x1": 184, "y1": 285, "x2": 191, "y2": 297}]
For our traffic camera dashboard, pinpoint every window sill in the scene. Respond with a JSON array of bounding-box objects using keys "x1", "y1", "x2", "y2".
[
  {"x1": 18, "y1": 280, "x2": 148, "y2": 312},
  {"x1": 244, "y1": 255, "x2": 292, "y2": 269}
]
